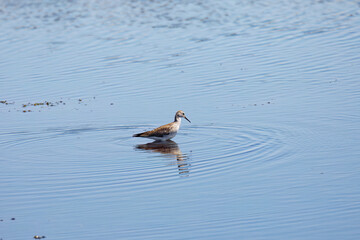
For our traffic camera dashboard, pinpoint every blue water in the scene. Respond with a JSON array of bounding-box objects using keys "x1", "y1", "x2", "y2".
[{"x1": 1, "y1": 0, "x2": 360, "y2": 239}]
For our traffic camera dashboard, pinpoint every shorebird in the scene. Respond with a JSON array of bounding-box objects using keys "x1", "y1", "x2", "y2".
[{"x1": 133, "y1": 110, "x2": 191, "y2": 141}]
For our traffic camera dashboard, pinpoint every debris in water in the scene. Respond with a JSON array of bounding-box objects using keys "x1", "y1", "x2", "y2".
[
  {"x1": 34, "y1": 235, "x2": 46, "y2": 239},
  {"x1": 1, "y1": 100, "x2": 14, "y2": 105},
  {"x1": 33, "y1": 103, "x2": 45, "y2": 106},
  {"x1": 3, "y1": 98, "x2": 97, "y2": 112}
]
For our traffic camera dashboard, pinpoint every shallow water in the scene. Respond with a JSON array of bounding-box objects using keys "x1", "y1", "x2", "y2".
[{"x1": 1, "y1": 0, "x2": 360, "y2": 239}]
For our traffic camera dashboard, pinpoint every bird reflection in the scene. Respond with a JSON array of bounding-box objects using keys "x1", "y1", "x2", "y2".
[{"x1": 135, "y1": 140, "x2": 190, "y2": 177}]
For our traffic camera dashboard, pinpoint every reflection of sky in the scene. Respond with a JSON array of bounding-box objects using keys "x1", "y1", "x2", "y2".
[
  {"x1": 1, "y1": 0, "x2": 359, "y2": 116},
  {"x1": 1, "y1": 0, "x2": 360, "y2": 239}
]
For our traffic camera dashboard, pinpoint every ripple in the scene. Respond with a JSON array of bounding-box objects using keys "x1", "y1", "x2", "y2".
[
  {"x1": 0, "y1": 123, "x2": 291, "y2": 209},
  {"x1": 180, "y1": 124, "x2": 291, "y2": 177}
]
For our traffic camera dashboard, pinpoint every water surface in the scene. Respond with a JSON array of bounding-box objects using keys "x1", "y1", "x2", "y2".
[{"x1": 1, "y1": 0, "x2": 360, "y2": 239}]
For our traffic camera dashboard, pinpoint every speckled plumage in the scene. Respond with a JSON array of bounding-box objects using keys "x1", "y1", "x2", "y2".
[{"x1": 133, "y1": 110, "x2": 191, "y2": 141}]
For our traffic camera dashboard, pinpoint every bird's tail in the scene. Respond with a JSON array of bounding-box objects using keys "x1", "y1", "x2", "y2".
[{"x1": 133, "y1": 133, "x2": 143, "y2": 137}]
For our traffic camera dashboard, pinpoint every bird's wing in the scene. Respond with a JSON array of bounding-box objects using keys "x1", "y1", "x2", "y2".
[{"x1": 133, "y1": 123, "x2": 174, "y2": 137}]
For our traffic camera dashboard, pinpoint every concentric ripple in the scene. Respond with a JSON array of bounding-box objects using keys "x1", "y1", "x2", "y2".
[
  {"x1": 180, "y1": 123, "x2": 292, "y2": 177},
  {"x1": 0, "y1": 123, "x2": 291, "y2": 210}
]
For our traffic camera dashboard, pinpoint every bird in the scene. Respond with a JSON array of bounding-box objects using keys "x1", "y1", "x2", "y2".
[{"x1": 133, "y1": 110, "x2": 191, "y2": 141}]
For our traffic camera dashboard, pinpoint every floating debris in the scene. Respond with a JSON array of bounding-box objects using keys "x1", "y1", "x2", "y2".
[
  {"x1": 34, "y1": 235, "x2": 46, "y2": 239},
  {"x1": 19, "y1": 101, "x2": 59, "y2": 108},
  {"x1": 0, "y1": 100, "x2": 14, "y2": 105},
  {"x1": 11, "y1": 218, "x2": 15, "y2": 220},
  {"x1": 2, "y1": 98, "x2": 98, "y2": 113},
  {"x1": 33, "y1": 102, "x2": 45, "y2": 106}
]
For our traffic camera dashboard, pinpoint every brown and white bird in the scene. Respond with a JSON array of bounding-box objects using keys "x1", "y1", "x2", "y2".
[{"x1": 133, "y1": 110, "x2": 191, "y2": 141}]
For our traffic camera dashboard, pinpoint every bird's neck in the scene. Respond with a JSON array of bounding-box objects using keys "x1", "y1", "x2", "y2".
[{"x1": 174, "y1": 116, "x2": 181, "y2": 123}]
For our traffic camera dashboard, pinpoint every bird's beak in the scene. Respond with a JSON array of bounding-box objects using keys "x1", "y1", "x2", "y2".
[{"x1": 184, "y1": 116, "x2": 191, "y2": 123}]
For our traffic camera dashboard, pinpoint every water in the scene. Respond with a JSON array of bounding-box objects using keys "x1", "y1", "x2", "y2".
[{"x1": 1, "y1": 0, "x2": 360, "y2": 239}]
